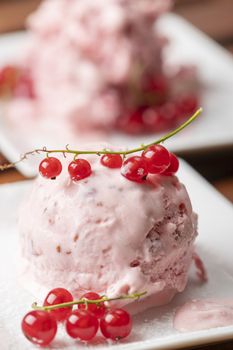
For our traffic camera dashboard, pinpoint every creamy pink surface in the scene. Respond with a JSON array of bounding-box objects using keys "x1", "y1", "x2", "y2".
[
  {"x1": 19, "y1": 152, "x2": 197, "y2": 311},
  {"x1": 174, "y1": 299, "x2": 233, "y2": 332},
  {"x1": 193, "y1": 252, "x2": 208, "y2": 282}
]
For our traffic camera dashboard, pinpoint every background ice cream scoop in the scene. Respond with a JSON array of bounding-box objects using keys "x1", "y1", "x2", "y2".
[{"x1": 6, "y1": 0, "x2": 198, "y2": 136}]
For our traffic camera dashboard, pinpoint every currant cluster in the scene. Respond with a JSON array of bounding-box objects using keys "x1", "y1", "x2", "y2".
[
  {"x1": 0, "y1": 65, "x2": 35, "y2": 99},
  {"x1": 21, "y1": 288, "x2": 132, "y2": 347},
  {"x1": 115, "y1": 74, "x2": 198, "y2": 135},
  {"x1": 39, "y1": 144, "x2": 179, "y2": 183},
  {"x1": 121, "y1": 145, "x2": 179, "y2": 182},
  {"x1": 118, "y1": 95, "x2": 198, "y2": 135}
]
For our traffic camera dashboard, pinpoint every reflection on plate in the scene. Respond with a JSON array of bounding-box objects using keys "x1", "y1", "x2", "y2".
[
  {"x1": 0, "y1": 14, "x2": 233, "y2": 177},
  {"x1": 0, "y1": 160, "x2": 233, "y2": 349}
]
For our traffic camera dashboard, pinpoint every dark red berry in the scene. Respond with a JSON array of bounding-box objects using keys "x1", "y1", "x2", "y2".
[
  {"x1": 163, "y1": 153, "x2": 179, "y2": 175},
  {"x1": 117, "y1": 108, "x2": 145, "y2": 135},
  {"x1": 117, "y1": 104, "x2": 177, "y2": 135},
  {"x1": 43, "y1": 288, "x2": 73, "y2": 322},
  {"x1": 0, "y1": 65, "x2": 19, "y2": 92},
  {"x1": 21, "y1": 310, "x2": 57, "y2": 346},
  {"x1": 143, "y1": 75, "x2": 168, "y2": 95},
  {"x1": 142, "y1": 145, "x2": 170, "y2": 174},
  {"x1": 13, "y1": 71, "x2": 35, "y2": 99},
  {"x1": 68, "y1": 159, "x2": 92, "y2": 181},
  {"x1": 121, "y1": 156, "x2": 148, "y2": 183},
  {"x1": 100, "y1": 308, "x2": 132, "y2": 341},
  {"x1": 178, "y1": 95, "x2": 198, "y2": 116},
  {"x1": 142, "y1": 107, "x2": 171, "y2": 132},
  {"x1": 65, "y1": 309, "x2": 99, "y2": 341},
  {"x1": 78, "y1": 292, "x2": 106, "y2": 319},
  {"x1": 142, "y1": 75, "x2": 168, "y2": 105},
  {"x1": 158, "y1": 102, "x2": 180, "y2": 124},
  {"x1": 100, "y1": 154, "x2": 123, "y2": 168},
  {"x1": 39, "y1": 157, "x2": 62, "y2": 179}
]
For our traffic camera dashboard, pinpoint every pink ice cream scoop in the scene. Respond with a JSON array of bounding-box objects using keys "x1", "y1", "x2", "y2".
[
  {"x1": 19, "y1": 152, "x2": 197, "y2": 312},
  {"x1": 6, "y1": 0, "x2": 198, "y2": 137}
]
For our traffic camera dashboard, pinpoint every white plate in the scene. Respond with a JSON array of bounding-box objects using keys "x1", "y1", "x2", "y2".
[
  {"x1": 0, "y1": 160, "x2": 233, "y2": 350},
  {"x1": 0, "y1": 13, "x2": 233, "y2": 177}
]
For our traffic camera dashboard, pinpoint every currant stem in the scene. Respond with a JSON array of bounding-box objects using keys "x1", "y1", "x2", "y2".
[
  {"x1": 31, "y1": 291, "x2": 147, "y2": 311},
  {"x1": 130, "y1": 107, "x2": 202, "y2": 153},
  {"x1": 0, "y1": 108, "x2": 202, "y2": 171}
]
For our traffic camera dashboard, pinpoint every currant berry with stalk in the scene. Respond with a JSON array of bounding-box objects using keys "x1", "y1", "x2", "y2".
[
  {"x1": 101, "y1": 154, "x2": 123, "y2": 168},
  {"x1": 78, "y1": 292, "x2": 106, "y2": 318},
  {"x1": 43, "y1": 287, "x2": 73, "y2": 322},
  {"x1": 68, "y1": 158, "x2": 92, "y2": 181},
  {"x1": 21, "y1": 310, "x2": 57, "y2": 346},
  {"x1": 142, "y1": 144, "x2": 170, "y2": 174},
  {"x1": 121, "y1": 156, "x2": 148, "y2": 182},
  {"x1": 100, "y1": 308, "x2": 132, "y2": 340},
  {"x1": 39, "y1": 157, "x2": 62, "y2": 179},
  {"x1": 163, "y1": 152, "x2": 179, "y2": 175},
  {"x1": 65, "y1": 309, "x2": 99, "y2": 341}
]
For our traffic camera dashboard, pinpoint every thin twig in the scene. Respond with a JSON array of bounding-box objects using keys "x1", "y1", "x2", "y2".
[
  {"x1": 32, "y1": 291, "x2": 147, "y2": 311},
  {"x1": 0, "y1": 108, "x2": 202, "y2": 171}
]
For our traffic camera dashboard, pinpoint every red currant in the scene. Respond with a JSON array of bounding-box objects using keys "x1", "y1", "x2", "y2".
[
  {"x1": 117, "y1": 108, "x2": 145, "y2": 135},
  {"x1": 143, "y1": 107, "x2": 171, "y2": 133},
  {"x1": 0, "y1": 65, "x2": 19, "y2": 92},
  {"x1": 158, "y1": 102, "x2": 179, "y2": 124},
  {"x1": 121, "y1": 156, "x2": 148, "y2": 183},
  {"x1": 178, "y1": 95, "x2": 198, "y2": 116},
  {"x1": 13, "y1": 71, "x2": 35, "y2": 99},
  {"x1": 43, "y1": 288, "x2": 73, "y2": 322},
  {"x1": 78, "y1": 292, "x2": 106, "y2": 319},
  {"x1": 163, "y1": 153, "x2": 179, "y2": 175},
  {"x1": 142, "y1": 75, "x2": 168, "y2": 104},
  {"x1": 39, "y1": 157, "x2": 62, "y2": 179},
  {"x1": 143, "y1": 75, "x2": 168, "y2": 95},
  {"x1": 65, "y1": 309, "x2": 99, "y2": 341},
  {"x1": 142, "y1": 145, "x2": 170, "y2": 174},
  {"x1": 100, "y1": 308, "x2": 132, "y2": 341},
  {"x1": 68, "y1": 159, "x2": 92, "y2": 181},
  {"x1": 21, "y1": 310, "x2": 57, "y2": 346},
  {"x1": 100, "y1": 154, "x2": 123, "y2": 168}
]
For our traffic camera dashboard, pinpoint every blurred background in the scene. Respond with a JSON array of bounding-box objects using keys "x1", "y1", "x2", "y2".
[
  {"x1": 0, "y1": 3, "x2": 232, "y2": 350},
  {"x1": 0, "y1": 0, "x2": 232, "y2": 204},
  {"x1": 1, "y1": 0, "x2": 233, "y2": 47}
]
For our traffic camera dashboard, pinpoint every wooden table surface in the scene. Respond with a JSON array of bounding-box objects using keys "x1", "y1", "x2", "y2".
[{"x1": 0, "y1": 1, "x2": 233, "y2": 349}]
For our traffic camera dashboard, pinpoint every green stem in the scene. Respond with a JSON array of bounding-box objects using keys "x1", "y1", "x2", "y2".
[
  {"x1": 32, "y1": 291, "x2": 147, "y2": 311},
  {"x1": 34, "y1": 108, "x2": 202, "y2": 156},
  {"x1": 0, "y1": 108, "x2": 202, "y2": 171},
  {"x1": 129, "y1": 107, "x2": 202, "y2": 153}
]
